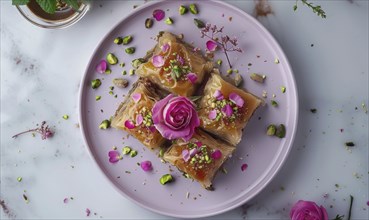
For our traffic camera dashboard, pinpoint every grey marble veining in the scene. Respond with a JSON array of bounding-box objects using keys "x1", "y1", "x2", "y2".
[{"x1": 1, "y1": 0, "x2": 368, "y2": 219}]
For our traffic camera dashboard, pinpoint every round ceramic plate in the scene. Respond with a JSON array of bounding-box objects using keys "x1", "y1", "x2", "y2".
[{"x1": 79, "y1": 0, "x2": 298, "y2": 218}]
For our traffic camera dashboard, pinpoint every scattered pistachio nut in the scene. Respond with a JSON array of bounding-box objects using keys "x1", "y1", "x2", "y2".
[
  {"x1": 227, "y1": 69, "x2": 233, "y2": 75},
  {"x1": 99, "y1": 119, "x2": 110, "y2": 129},
  {"x1": 122, "y1": 146, "x2": 131, "y2": 155},
  {"x1": 189, "y1": 3, "x2": 198, "y2": 14},
  {"x1": 266, "y1": 124, "x2": 276, "y2": 136},
  {"x1": 17, "y1": 177, "x2": 22, "y2": 182},
  {"x1": 179, "y1": 5, "x2": 188, "y2": 15},
  {"x1": 275, "y1": 124, "x2": 286, "y2": 138},
  {"x1": 91, "y1": 79, "x2": 101, "y2": 89},
  {"x1": 129, "y1": 69, "x2": 135, "y2": 75},
  {"x1": 194, "y1": 18, "x2": 205, "y2": 28},
  {"x1": 131, "y1": 58, "x2": 145, "y2": 69},
  {"x1": 271, "y1": 100, "x2": 278, "y2": 107},
  {"x1": 145, "y1": 18, "x2": 153, "y2": 28},
  {"x1": 122, "y1": 35, "x2": 133, "y2": 45},
  {"x1": 274, "y1": 58, "x2": 280, "y2": 64},
  {"x1": 114, "y1": 37, "x2": 123, "y2": 45},
  {"x1": 105, "y1": 69, "x2": 112, "y2": 74},
  {"x1": 62, "y1": 115, "x2": 69, "y2": 120},
  {"x1": 281, "y1": 86, "x2": 286, "y2": 93},
  {"x1": 160, "y1": 174, "x2": 174, "y2": 185},
  {"x1": 250, "y1": 73, "x2": 266, "y2": 83},
  {"x1": 234, "y1": 73, "x2": 243, "y2": 87},
  {"x1": 159, "y1": 148, "x2": 165, "y2": 158},
  {"x1": 165, "y1": 17, "x2": 174, "y2": 25},
  {"x1": 125, "y1": 47, "x2": 135, "y2": 54},
  {"x1": 130, "y1": 150, "x2": 138, "y2": 157},
  {"x1": 122, "y1": 70, "x2": 127, "y2": 75},
  {"x1": 95, "y1": 96, "x2": 101, "y2": 101},
  {"x1": 113, "y1": 78, "x2": 129, "y2": 88},
  {"x1": 106, "y1": 53, "x2": 118, "y2": 65},
  {"x1": 216, "y1": 59, "x2": 222, "y2": 65}
]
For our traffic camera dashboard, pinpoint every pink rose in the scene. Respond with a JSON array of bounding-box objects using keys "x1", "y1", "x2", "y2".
[
  {"x1": 152, "y1": 94, "x2": 200, "y2": 141},
  {"x1": 290, "y1": 200, "x2": 328, "y2": 220}
]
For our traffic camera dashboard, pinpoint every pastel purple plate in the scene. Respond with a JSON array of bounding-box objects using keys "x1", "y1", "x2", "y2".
[{"x1": 79, "y1": 0, "x2": 298, "y2": 218}]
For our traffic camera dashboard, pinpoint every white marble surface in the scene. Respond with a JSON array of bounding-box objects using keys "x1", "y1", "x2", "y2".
[{"x1": 1, "y1": 0, "x2": 368, "y2": 219}]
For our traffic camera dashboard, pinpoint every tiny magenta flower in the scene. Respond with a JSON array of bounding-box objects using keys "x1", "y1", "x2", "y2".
[
  {"x1": 241, "y1": 163, "x2": 248, "y2": 172},
  {"x1": 95, "y1": 60, "x2": 107, "y2": 74},
  {"x1": 206, "y1": 40, "x2": 218, "y2": 51},
  {"x1": 290, "y1": 200, "x2": 328, "y2": 220},
  {"x1": 131, "y1": 93, "x2": 141, "y2": 103},
  {"x1": 211, "y1": 150, "x2": 222, "y2": 159},
  {"x1": 187, "y1": 73, "x2": 198, "y2": 84},
  {"x1": 153, "y1": 9, "x2": 165, "y2": 21},
  {"x1": 140, "y1": 160, "x2": 153, "y2": 171},
  {"x1": 152, "y1": 55, "x2": 165, "y2": 68},
  {"x1": 108, "y1": 150, "x2": 121, "y2": 163},
  {"x1": 124, "y1": 120, "x2": 136, "y2": 129},
  {"x1": 229, "y1": 92, "x2": 244, "y2": 107}
]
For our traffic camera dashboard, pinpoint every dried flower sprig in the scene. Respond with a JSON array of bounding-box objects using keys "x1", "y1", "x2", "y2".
[
  {"x1": 294, "y1": 0, "x2": 326, "y2": 18},
  {"x1": 200, "y1": 23, "x2": 242, "y2": 68},
  {"x1": 12, "y1": 121, "x2": 53, "y2": 140}
]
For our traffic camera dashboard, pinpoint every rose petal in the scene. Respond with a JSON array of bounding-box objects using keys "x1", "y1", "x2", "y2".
[
  {"x1": 229, "y1": 92, "x2": 244, "y2": 107},
  {"x1": 108, "y1": 150, "x2": 121, "y2": 163},
  {"x1": 153, "y1": 9, "x2": 165, "y2": 21},
  {"x1": 152, "y1": 55, "x2": 165, "y2": 68},
  {"x1": 86, "y1": 208, "x2": 91, "y2": 217},
  {"x1": 213, "y1": 90, "x2": 224, "y2": 100},
  {"x1": 206, "y1": 40, "x2": 218, "y2": 51},
  {"x1": 136, "y1": 114, "x2": 143, "y2": 126},
  {"x1": 177, "y1": 55, "x2": 184, "y2": 65},
  {"x1": 195, "y1": 141, "x2": 202, "y2": 147},
  {"x1": 63, "y1": 198, "x2": 68, "y2": 204},
  {"x1": 290, "y1": 200, "x2": 329, "y2": 220},
  {"x1": 96, "y1": 60, "x2": 107, "y2": 74},
  {"x1": 182, "y1": 149, "x2": 190, "y2": 162},
  {"x1": 189, "y1": 148, "x2": 198, "y2": 157},
  {"x1": 140, "y1": 160, "x2": 152, "y2": 171},
  {"x1": 241, "y1": 163, "x2": 248, "y2": 171},
  {"x1": 149, "y1": 126, "x2": 156, "y2": 133},
  {"x1": 208, "y1": 110, "x2": 217, "y2": 120},
  {"x1": 222, "y1": 104, "x2": 233, "y2": 117},
  {"x1": 161, "y1": 43, "x2": 170, "y2": 53},
  {"x1": 187, "y1": 73, "x2": 198, "y2": 84},
  {"x1": 124, "y1": 120, "x2": 136, "y2": 129},
  {"x1": 211, "y1": 150, "x2": 222, "y2": 160},
  {"x1": 131, "y1": 93, "x2": 141, "y2": 103}
]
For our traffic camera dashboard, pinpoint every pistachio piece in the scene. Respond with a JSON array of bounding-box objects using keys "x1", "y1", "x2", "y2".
[
  {"x1": 122, "y1": 35, "x2": 133, "y2": 45},
  {"x1": 122, "y1": 146, "x2": 131, "y2": 155},
  {"x1": 114, "y1": 37, "x2": 123, "y2": 45},
  {"x1": 62, "y1": 115, "x2": 69, "y2": 120},
  {"x1": 234, "y1": 73, "x2": 243, "y2": 87},
  {"x1": 99, "y1": 119, "x2": 110, "y2": 129},
  {"x1": 159, "y1": 148, "x2": 165, "y2": 158},
  {"x1": 95, "y1": 96, "x2": 101, "y2": 101},
  {"x1": 91, "y1": 79, "x2": 101, "y2": 89},
  {"x1": 131, "y1": 58, "x2": 145, "y2": 69},
  {"x1": 165, "y1": 17, "x2": 174, "y2": 25},
  {"x1": 105, "y1": 69, "x2": 111, "y2": 74},
  {"x1": 250, "y1": 73, "x2": 266, "y2": 83},
  {"x1": 145, "y1": 18, "x2": 153, "y2": 28},
  {"x1": 113, "y1": 78, "x2": 128, "y2": 88},
  {"x1": 17, "y1": 177, "x2": 22, "y2": 182},
  {"x1": 271, "y1": 100, "x2": 278, "y2": 107},
  {"x1": 125, "y1": 47, "x2": 135, "y2": 54},
  {"x1": 122, "y1": 70, "x2": 127, "y2": 75},
  {"x1": 106, "y1": 53, "x2": 118, "y2": 65},
  {"x1": 160, "y1": 174, "x2": 174, "y2": 185},
  {"x1": 179, "y1": 5, "x2": 188, "y2": 15},
  {"x1": 189, "y1": 3, "x2": 198, "y2": 14},
  {"x1": 216, "y1": 59, "x2": 222, "y2": 66},
  {"x1": 266, "y1": 124, "x2": 276, "y2": 136},
  {"x1": 194, "y1": 18, "x2": 205, "y2": 28},
  {"x1": 280, "y1": 86, "x2": 286, "y2": 93},
  {"x1": 129, "y1": 69, "x2": 135, "y2": 75},
  {"x1": 130, "y1": 150, "x2": 138, "y2": 157},
  {"x1": 227, "y1": 69, "x2": 233, "y2": 75},
  {"x1": 345, "y1": 142, "x2": 355, "y2": 147},
  {"x1": 275, "y1": 124, "x2": 286, "y2": 138}
]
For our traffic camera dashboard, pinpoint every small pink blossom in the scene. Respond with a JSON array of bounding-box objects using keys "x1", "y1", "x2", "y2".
[
  {"x1": 208, "y1": 110, "x2": 217, "y2": 120},
  {"x1": 95, "y1": 60, "x2": 107, "y2": 74},
  {"x1": 187, "y1": 73, "x2": 198, "y2": 84},
  {"x1": 161, "y1": 43, "x2": 170, "y2": 53},
  {"x1": 153, "y1": 9, "x2": 165, "y2": 21},
  {"x1": 108, "y1": 150, "x2": 121, "y2": 163},
  {"x1": 241, "y1": 163, "x2": 248, "y2": 171},
  {"x1": 152, "y1": 55, "x2": 165, "y2": 68},
  {"x1": 140, "y1": 160, "x2": 153, "y2": 171},
  {"x1": 211, "y1": 150, "x2": 222, "y2": 160},
  {"x1": 206, "y1": 40, "x2": 218, "y2": 51},
  {"x1": 290, "y1": 200, "x2": 328, "y2": 220},
  {"x1": 229, "y1": 92, "x2": 244, "y2": 107},
  {"x1": 124, "y1": 120, "x2": 136, "y2": 129}
]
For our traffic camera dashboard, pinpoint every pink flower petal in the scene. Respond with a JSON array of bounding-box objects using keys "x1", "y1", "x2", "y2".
[
  {"x1": 187, "y1": 73, "x2": 198, "y2": 84},
  {"x1": 182, "y1": 149, "x2": 190, "y2": 162},
  {"x1": 140, "y1": 160, "x2": 153, "y2": 171},
  {"x1": 124, "y1": 120, "x2": 136, "y2": 129},
  {"x1": 208, "y1": 110, "x2": 217, "y2": 120},
  {"x1": 213, "y1": 90, "x2": 224, "y2": 100},
  {"x1": 177, "y1": 55, "x2": 184, "y2": 65},
  {"x1": 222, "y1": 104, "x2": 233, "y2": 117},
  {"x1": 63, "y1": 198, "x2": 68, "y2": 204},
  {"x1": 86, "y1": 208, "x2": 91, "y2": 217},
  {"x1": 189, "y1": 148, "x2": 198, "y2": 157},
  {"x1": 211, "y1": 150, "x2": 222, "y2": 160},
  {"x1": 153, "y1": 9, "x2": 165, "y2": 21},
  {"x1": 195, "y1": 141, "x2": 202, "y2": 147},
  {"x1": 136, "y1": 114, "x2": 143, "y2": 126},
  {"x1": 108, "y1": 150, "x2": 121, "y2": 163},
  {"x1": 161, "y1": 43, "x2": 170, "y2": 53},
  {"x1": 95, "y1": 60, "x2": 107, "y2": 74},
  {"x1": 206, "y1": 40, "x2": 218, "y2": 51},
  {"x1": 152, "y1": 55, "x2": 165, "y2": 68},
  {"x1": 241, "y1": 163, "x2": 248, "y2": 171},
  {"x1": 149, "y1": 126, "x2": 156, "y2": 133},
  {"x1": 131, "y1": 93, "x2": 141, "y2": 103},
  {"x1": 229, "y1": 93, "x2": 244, "y2": 107}
]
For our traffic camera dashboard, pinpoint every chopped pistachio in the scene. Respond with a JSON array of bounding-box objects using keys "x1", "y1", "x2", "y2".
[
  {"x1": 99, "y1": 119, "x2": 110, "y2": 129},
  {"x1": 122, "y1": 70, "x2": 127, "y2": 75},
  {"x1": 130, "y1": 150, "x2": 138, "y2": 157},
  {"x1": 108, "y1": 91, "x2": 114, "y2": 95},
  {"x1": 105, "y1": 69, "x2": 111, "y2": 74},
  {"x1": 189, "y1": 3, "x2": 198, "y2": 14},
  {"x1": 227, "y1": 69, "x2": 233, "y2": 75},
  {"x1": 113, "y1": 78, "x2": 128, "y2": 88},
  {"x1": 125, "y1": 47, "x2": 135, "y2": 54},
  {"x1": 119, "y1": 62, "x2": 125, "y2": 67},
  {"x1": 234, "y1": 73, "x2": 243, "y2": 87},
  {"x1": 132, "y1": 58, "x2": 145, "y2": 69},
  {"x1": 216, "y1": 59, "x2": 222, "y2": 66},
  {"x1": 122, "y1": 146, "x2": 131, "y2": 155},
  {"x1": 160, "y1": 174, "x2": 174, "y2": 185},
  {"x1": 281, "y1": 86, "x2": 286, "y2": 93},
  {"x1": 310, "y1": 108, "x2": 317, "y2": 113},
  {"x1": 194, "y1": 18, "x2": 205, "y2": 28},
  {"x1": 95, "y1": 96, "x2": 101, "y2": 101},
  {"x1": 114, "y1": 37, "x2": 123, "y2": 45},
  {"x1": 179, "y1": 5, "x2": 188, "y2": 15},
  {"x1": 62, "y1": 115, "x2": 69, "y2": 120},
  {"x1": 129, "y1": 69, "x2": 135, "y2": 75},
  {"x1": 165, "y1": 17, "x2": 174, "y2": 25},
  {"x1": 91, "y1": 79, "x2": 101, "y2": 89},
  {"x1": 17, "y1": 177, "x2": 23, "y2": 182},
  {"x1": 106, "y1": 53, "x2": 118, "y2": 65},
  {"x1": 345, "y1": 142, "x2": 355, "y2": 147},
  {"x1": 271, "y1": 100, "x2": 278, "y2": 107},
  {"x1": 274, "y1": 58, "x2": 280, "y2": 64},
  {"x1": 159, "y1": 148, "x2": 165, "y2": 158},
  {"x1": 233, "y1": 69, "x2": 239, "y2": 73},
  {"x1": 145, "y1": 18, "x2": 153, "y2": 28},
  {"x1": 122, "y1": 35, "x2": 133, "y2": 45},
  {"x1": 109, "y1": 86, "x2": 114, "y2": 90},
  {"x1": 266, "y1": 124, "x2": 276, "y2": 136},
  {"x1": 250, "y1": 73, "x2": 266, "y2": 83},
  {"x1": 275, "y1": 124, "x2": 286, "y2": 138}
]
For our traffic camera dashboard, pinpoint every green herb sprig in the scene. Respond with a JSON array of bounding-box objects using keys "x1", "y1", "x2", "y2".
[
  {"x1": 294, "y1": 0, "x2": 326, "y2": 18},
  {"x1": 12, "y1": 0, "x2": 81, "y2": 14}
]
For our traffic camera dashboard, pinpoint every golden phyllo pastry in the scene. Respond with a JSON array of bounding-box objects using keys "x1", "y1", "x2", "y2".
[
  {"x1": 163, "y1": 129, "x2": 235, "y2": 190},
  {"x1": 198, "y1": 72, "x2": 262, "y2": 146},
  {"x1": 136, "y1": 32, "x2": 213, "y2": 97},
  {"x1": 111, "y1": 78, "x2": 166, "y2": 150}
]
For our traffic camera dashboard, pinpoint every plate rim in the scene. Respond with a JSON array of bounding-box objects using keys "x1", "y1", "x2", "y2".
[{"x1": 78, "y1": 0, "x2": 299, "y2": 218}]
